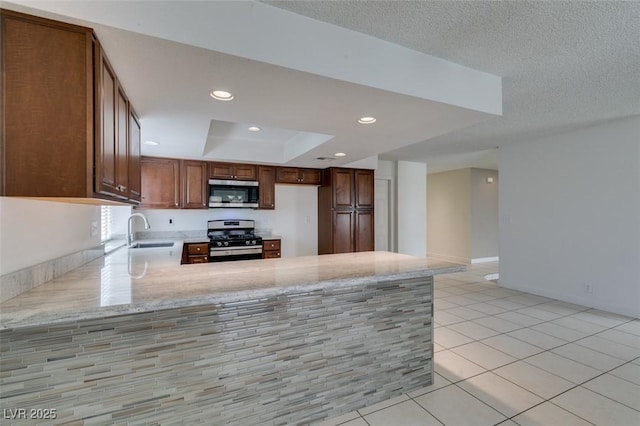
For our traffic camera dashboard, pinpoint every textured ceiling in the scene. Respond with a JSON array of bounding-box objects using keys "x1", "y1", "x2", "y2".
[
  {"x1": 6, "y1": 1, "x2": 639, "y2": 173},
  {"x1": 266, "y1": 0, "x2": 640, "y2": 171}
]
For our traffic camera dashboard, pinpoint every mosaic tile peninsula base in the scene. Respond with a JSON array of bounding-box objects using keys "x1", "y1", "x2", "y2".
[{"x1": 1, "y1": 276, "x2": 433, "y2": 425}]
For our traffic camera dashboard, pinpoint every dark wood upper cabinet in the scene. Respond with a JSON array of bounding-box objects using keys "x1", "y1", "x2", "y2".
[
  {"x1": 116, "y1": 86, "x2": 129, "y2": 196},
  {"x1": 1, "y1": 10, "x2": 94, "y2": 197},
  {"x1": 140, "y1": 157, "x2": 180, "y2": 209},
  {"x1": 276, "y1": 167, "x2": 322, "y2": 185},
  {"x1": 95, "y1": 53, "x2": 118, "y2": 197},
  {"x1": 210, "y1": 162, "x2": 257, "y2": 181},
  {"x1": 181, "y1": 160, "x2": 208, "y2": 209},
  {"x1": 95, "y1": 46, "x2": 134, "y2": 201},
  {"x1": 258, "y1": 166, "x2": 276, "y2": 210},
  {"x1": 128, "y1": 110, "x2": 142, "y2": 202},
  {"x1": 332, "y1": 168, "x2": 354, "y2": 209},
  {"x1": 300, "y1": 168, "x2": 322, "y2": 185},
  {"x1": 354, "y1": 169, "x2": 374, "y2": 209},
  {"x1": 0, "y1": 10, "x2": 141, "y2": 204}
]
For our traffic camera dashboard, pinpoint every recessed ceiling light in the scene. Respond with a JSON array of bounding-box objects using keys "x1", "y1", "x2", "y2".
[
  {"x1": 210, "y1": 90, "x2": 234, "y2": 101},
  {"x1": 334, "y1": 152, "x2": 347, "y2": 157},
  {"x1": 144, "y1": 140, "x2": 159, "y2": 146},
  {"x1": 358, "y1": 116, "x2": 377, "y2": 124},
  {"x1": 248, "y1": 126, "x2": 261, "y2": 132}
]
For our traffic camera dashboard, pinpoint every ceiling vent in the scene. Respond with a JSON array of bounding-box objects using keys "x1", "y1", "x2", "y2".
[{"x1": 314, "y1": 157, "x2": 335, "y2": 162}]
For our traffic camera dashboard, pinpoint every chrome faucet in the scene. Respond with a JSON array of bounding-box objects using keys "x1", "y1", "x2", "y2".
[{"x1": 128, "y1": 213, "x2": 150, "y2": 245}]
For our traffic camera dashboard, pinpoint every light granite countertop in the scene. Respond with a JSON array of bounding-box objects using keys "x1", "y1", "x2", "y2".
[{"x1": 0, "y1": 242, "x2": 464, "y2": 329}]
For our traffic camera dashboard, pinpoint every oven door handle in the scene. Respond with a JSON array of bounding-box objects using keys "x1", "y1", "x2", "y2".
[{"x1": 209, "y1": 247, "x2": 263, "y2": 256}]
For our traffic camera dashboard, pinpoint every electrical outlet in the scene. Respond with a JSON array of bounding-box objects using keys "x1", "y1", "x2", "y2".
[
  {"x1": 584, "y1": 283, "x2": 593, "y2": 293},
  {"x1": 168, "y1": 218, "x2": 175, "y2": 226},
  {"x1": 304, "y1": 215, "x2": 311, "y2": 225},
  {"x1": 90, "y1": 220, "x2": 98, "y2": 237}
]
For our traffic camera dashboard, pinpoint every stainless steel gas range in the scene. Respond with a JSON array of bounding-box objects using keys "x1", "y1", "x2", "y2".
[{"x1": 207, "y1": 219, "x2": 263, "y2": 262}]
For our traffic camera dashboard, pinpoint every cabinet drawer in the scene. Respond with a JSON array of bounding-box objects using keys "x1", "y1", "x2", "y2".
[
  {"x1": 263, "y1": 250, "x2": 281, "y2": 259},
  {"x1": 263, "y1": 239, "x2": 281, "y2": 251},
  {"x1": 188, "y1": 255, "x2": 208, "y2": 264},
  {"x1": 187, "y1": 243, "x2": 209, "y2": 255}
]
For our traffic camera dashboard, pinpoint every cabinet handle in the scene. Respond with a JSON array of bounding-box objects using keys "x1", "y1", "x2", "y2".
[
  {"x1": 196, "y1": 247, "x2": 201, "y2": 251},
  {"x1": 175, "y1": 202, "x2": 179, "y2": 207}
]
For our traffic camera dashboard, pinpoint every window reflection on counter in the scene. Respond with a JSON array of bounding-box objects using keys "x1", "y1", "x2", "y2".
[{"x1": 100, "y1": 256, "x2": 132, "y2": 306}]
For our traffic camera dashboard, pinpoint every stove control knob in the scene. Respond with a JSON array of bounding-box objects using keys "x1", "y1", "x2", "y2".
[
  {"x1": 224, "y1": 241, "x2": 229, "y2": 247},
  {"x1": 245, "y1": 240, "x2": 250, "y2": 245},
  {"x1": 216, "y1": 241, "x2": 222, "y2": 247},
  {"x1": 251, "y1": 240, "x2": 256, "y2": 245}
]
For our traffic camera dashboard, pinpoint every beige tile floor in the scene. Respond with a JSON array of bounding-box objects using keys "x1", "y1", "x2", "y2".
[{"x1": 316, "y1": 262, "x2": 640, "y2": 426}]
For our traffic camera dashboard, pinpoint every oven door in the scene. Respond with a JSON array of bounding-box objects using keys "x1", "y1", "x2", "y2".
[{"x1": 209, "y1": 246, "x2": 263, "y2": 262}]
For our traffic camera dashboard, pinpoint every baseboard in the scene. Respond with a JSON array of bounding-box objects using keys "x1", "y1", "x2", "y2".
[
  {"x1": 426, "y1": 252, "x2": 470, "y2": 265},
  {"x1": 471, "y1": 256, "x2": 499, "y2": 264},
  {"x1": 498, "y1": 279, "x2": 640, "y2": 319}
]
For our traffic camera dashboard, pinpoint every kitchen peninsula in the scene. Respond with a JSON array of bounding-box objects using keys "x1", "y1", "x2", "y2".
[{"x1": 0, "y1": 246, "x2": 463, "y2": 425}]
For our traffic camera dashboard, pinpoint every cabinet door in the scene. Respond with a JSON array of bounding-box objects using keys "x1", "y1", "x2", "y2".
[
  {"x1": 209, "y1": 162, "x2": 235, "y2": 179},
  {"x1": 140, "y1": 157, "x2": 180, "y2": 208},
  {"x1": 128, "y1": 110, "x2": 142, "y2": 202},
  {"x1": 354, "y1": 169, "x2": 374, "y2": 209},
  {"x1": 300, "y1": 168, "x2": 322, "y2": 185},
  {"x1": 181, "y1": 160, "x2": 208, "y2": 209},
  {"x1": 95, "y1": 53, "x2": 119, "y2": 197},
  {"x1": 275, "y1": 167, "x2": 300, "y2": 184},
  {"x1": 115, "y1": 85, "x2": 129, "y2": 196},
  {"x1": 2, "y1": 11, "x2": 93, "y2": 197},
  {"x1": 258, "y1": 166, "x2": 276, "y2": 209},
  {"x1": 333, "y1": 168, "x2": 354, "y2": 209},
  {"x1": 355, "y1": 210, "x2": 375, "y2": 252},
  {"x1": 234, "y1": 164, "x2": 257, "y2": 180},
  {"x1": 333, "y1": 210, "x2": 354, "y2": 253}
]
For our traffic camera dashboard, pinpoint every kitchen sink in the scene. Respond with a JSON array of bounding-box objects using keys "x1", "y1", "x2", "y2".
[{"x1": 129, "y1": 242, "x2": 174, "y2": 249}]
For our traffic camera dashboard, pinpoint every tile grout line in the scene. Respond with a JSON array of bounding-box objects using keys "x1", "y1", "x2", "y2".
[{"x1": 320, "y1": 266, "x2": 638, "y2": 426}]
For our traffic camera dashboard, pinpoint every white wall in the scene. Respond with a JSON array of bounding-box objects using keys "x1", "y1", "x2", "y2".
[
  {"x1": 426, "y1": 168, "x2": 499, "y2": 263},
  {"x1": 427, "y1": 169, "x2": 471, "y2": 263},
  {"x1": 470, "y1": 168, "x2": 499, "y2": 260},
  {"x1": 499, "y1": 116, "x2": 640, "y2": 317},
  {"x1": 0, "y1": 198, "x2": 102, "y2": 275},
  {"x1": 396, "y1": 161, "x2": 427, "y2": 257},
  {"x1": 375, "y1": 160, "x2": 396, "y2": 253},
  {"x1": 136, "y1": 185, "x2": 318, "y2": 258}
]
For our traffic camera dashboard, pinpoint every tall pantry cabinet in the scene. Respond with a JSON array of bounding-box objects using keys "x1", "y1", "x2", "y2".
[{"x1": 318, "y1": 168, "x2": 375, "y2": 254}]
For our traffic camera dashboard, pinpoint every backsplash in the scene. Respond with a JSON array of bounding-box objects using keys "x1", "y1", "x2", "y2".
[
  {"x1": 134, "y1": 230, "x2": 207, "y2": 241},
  {"x1": 0, "y1": 245, "x2": 104, "y2": 302}
]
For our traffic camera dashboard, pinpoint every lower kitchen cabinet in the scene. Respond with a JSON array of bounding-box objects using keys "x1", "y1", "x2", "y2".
[
  {"x1": 355, "y1": 210, "x2": 374, "y2": 252},
  {"x1": 262, "y1": 239, "x2": 281, "y2": 259},
  {"x1": 181, "y1": 242, "x2": 210, "y2": 264}
]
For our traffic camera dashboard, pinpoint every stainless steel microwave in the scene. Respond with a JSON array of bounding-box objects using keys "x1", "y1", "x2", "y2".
[{"x1": 208, "y1": 179, "x2": 259, "y2": 208}]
